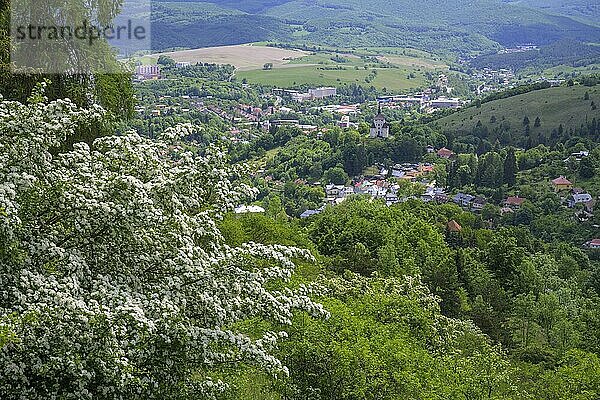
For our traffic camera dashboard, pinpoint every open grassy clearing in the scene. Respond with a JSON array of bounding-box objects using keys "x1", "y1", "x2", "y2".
[
  {"x1": 377, "y1": 55, "x2": 448, "y2": 69},
  {"x1": 433, "y1": 85, "x2": 600, "y2": 133},
  {"x1": 237, "y1": 65, "x2": 428, "y2": 91},
  {"x1": 141, "y1": 44, "x2": 309, "y2": 71}
]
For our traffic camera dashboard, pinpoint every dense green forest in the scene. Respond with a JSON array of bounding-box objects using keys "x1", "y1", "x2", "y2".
[
  {"x1": 507, "y1": 0, "x2": 600, "y2": 25},
  {"x1": 470, "y1": 40, "x2": 600, "y2": 72},
  {"x1": 151, "y1": 0, "x2": 600, "y2": 57}
]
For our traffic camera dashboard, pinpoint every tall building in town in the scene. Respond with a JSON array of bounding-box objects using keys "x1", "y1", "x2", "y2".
[{"x1": 370, "y1": 104, "x2": 390, "y2": 138}]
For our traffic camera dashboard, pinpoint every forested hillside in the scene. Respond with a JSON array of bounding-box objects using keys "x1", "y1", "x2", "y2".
[
  {"x1": 151, "y1": 2, "x2": 294, "y2": 50},
  {"x1": 151, "y1": 0, "x2": 600, "y2": 55},
  {"x1": 470, "y1": 39, "x2": 600, "y2": 72},
  {"x1": 507, "y1": 0, "x2": 600, "y2": 25}
]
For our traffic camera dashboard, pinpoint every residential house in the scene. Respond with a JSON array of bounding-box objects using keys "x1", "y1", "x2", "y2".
[
  {"x1": 338, "y1": 115, "x2": 352, "y2": 128},
  {"x1": 385, "y1": 192, "x2": 399, "y2": 206},
  {"x1": 568, "y1": 192, "x2": 593, "y2": 208},
  {"x1": 300, "y1": 209, "x2": 322, "y2": 219},
  {"x1": 435, "y1": 193, "x2": 450, "y2": 203},
  {"x1": 422, "y1": 187, "x2": 446, "y2": 203},
  {"x1": 504, "y1": 196, "x2": 526, "y2": 210},
  {"x1": 392, "y1": 169, "x2": 405, "y2": 178},
  {"x1": 437, "y1": 147, "x2": 456, "y2": 159},
  {"x1": 552, "y1": 176, "x2": 573, "y2": 192},
  {"x1": 447, "y1": 220, "x2": 462, "y2": 232},
  {"x1": 325, "y1": 184, "x2": 343, "y2": 198},
  {"x1": 325, "y1": 184, "x2": 354, "y2": 204},
  {"x1": 471, "y1": 196, "x2": 487, "y2": 212},
  {"x1": 342, "y1": 186, "x2": 355, "y2": 198},
  {"x1": 564, "y1": 151, "x2": 589, "y2": 162},
  {"x1": 453, "y1": 193, "x2": 475, "y2": 208}
]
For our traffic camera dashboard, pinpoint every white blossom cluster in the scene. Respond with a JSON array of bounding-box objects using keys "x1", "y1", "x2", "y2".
[{"x1": 0, "y1": 91, "x2": 325, "y2": 399}]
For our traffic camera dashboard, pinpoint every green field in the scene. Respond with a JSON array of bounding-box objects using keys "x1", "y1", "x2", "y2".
[
  {"x1": 433, "y1": 85, "x2": 600, "y2": 134},
  {"x1": 233, "y1": 44, "x2": 450, "y2": 90},
  {"x1": 238, "y1": 65, "x2": 428, "y2": 91}
]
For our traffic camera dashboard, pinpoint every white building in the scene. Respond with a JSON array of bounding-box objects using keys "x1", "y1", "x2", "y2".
[
  {"x1": 234, "y1": 205, "x2": 265, "y2": 214},
  {"x1": 429, "y1": 97, "x2": 461, "y2": 109},
  {"x1": 370, "y1": 105, "x2": 390, "y2": 138},
  {"x1": 338, "y1": 115, "x2": 351, "y2": 128},
  {"x1": 135, "y1": 65, "x2": 161, "y2": 80},
  {"x1": 568, "y1": 193, "x2": 593, "y2": 208},
  {"x1": 309, "y1": 87, "x2": 337, "y2": 99}
]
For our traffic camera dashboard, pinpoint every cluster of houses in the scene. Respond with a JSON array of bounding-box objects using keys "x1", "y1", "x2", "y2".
[
  {"x1": 135, "y1": 94, "x2": 204, "y2": 117},
  {"x1": 299, "y1": 172, "x2": 450, "y2": 218},
  {"x1": 389, "y1": 163, "x2": 435, "y2": 180},
  {"x1": 236, "y1": 104, "x2": 274, "y2": 122},
  {"x1": 551, "y1": 176, "x2": 595, "y2": 210},
  {"x1": 498, "y1": 44, "x2": 539, "y2": 54}
]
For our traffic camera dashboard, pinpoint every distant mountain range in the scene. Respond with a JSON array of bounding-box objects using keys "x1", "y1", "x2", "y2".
[{"x1": 151, "y1": 0, "x2": 600, "y2": 56}]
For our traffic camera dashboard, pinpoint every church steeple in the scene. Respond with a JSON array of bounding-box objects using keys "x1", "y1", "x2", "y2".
[{"x1": 370, "y1": 102, "x2": 390, "y2": 139}]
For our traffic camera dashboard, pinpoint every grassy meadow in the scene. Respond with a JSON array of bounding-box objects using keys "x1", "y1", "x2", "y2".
[
  {"x1": 433, "y1": 85, "x2": 600, "y2": 134},
  {"x1": 236, "y1": 45, "x2": 447, "y2": 90},
  {"x1": 237, "y1": 65, "x2": 429, "y2": 91}
]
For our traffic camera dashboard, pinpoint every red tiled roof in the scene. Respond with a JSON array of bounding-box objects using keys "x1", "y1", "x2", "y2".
[
  {"x1": 447, "y1": 220, "x2": 462, "y2": 232},
  {"x1": 437, "y1": 147, "x2": 455, "y2": 157},
  {"x1": 505, "y1": 196, "x2": 526, "y2": 206},
  {"x1": 552, "y1": 176, "x2": 572, "y2": 185}
]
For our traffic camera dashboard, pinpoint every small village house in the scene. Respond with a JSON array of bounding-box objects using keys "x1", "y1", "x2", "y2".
[
  {"x1": 453, "y1": 193, "x2": 475, "y2": 208},
  {"x1": 447, "y1": 220, "x2": 462, "y2": 232},
  {"x1": 552, "y1": 176, "x2": 573, "y2": 192},
  {"x1": 504, "y1": 196, "x2": 526, "y2": 210},
  {"x1": 568, "y1": 191, "x2": 593, "y2": 208},
  {"x1": 437, "y1": 147, "x2": 455, "y2": 159}
]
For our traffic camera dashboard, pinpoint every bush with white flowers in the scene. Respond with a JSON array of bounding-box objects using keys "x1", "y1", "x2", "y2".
[{"x1": 0, "y1": 87, "x2": 325, "y2": 399}]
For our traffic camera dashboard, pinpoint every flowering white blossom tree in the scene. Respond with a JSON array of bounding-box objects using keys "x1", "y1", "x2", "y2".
[{"x1": 0, "y1": 86, "x2": 325, "y2": 399}]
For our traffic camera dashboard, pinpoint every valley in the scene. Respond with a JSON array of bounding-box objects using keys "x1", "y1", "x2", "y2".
[{"x1": 2, "y1": 0, "x2": 600, "y2": 399}]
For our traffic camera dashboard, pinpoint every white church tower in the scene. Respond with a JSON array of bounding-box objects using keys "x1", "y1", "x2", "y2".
[{"x1": 370, "y1": 104, "x2": 390, "y2": 138}]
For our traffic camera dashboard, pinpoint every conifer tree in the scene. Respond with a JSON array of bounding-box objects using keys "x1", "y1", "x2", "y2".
[{"x1": 503, "y1": 147, "x2": 517, "y2": 186}]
